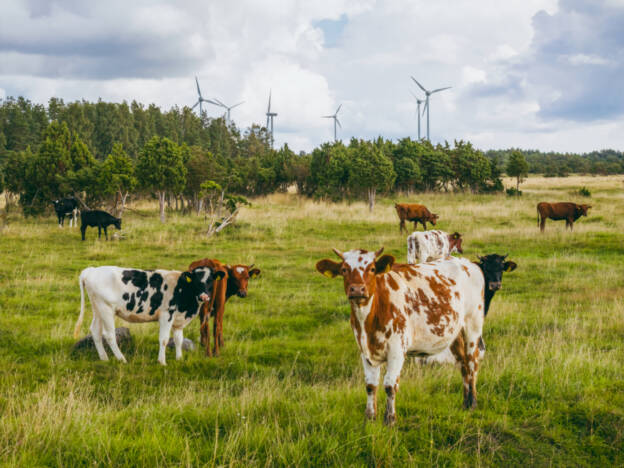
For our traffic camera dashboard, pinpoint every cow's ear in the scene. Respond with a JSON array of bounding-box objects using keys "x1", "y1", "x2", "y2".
[
  {"x1": 181, "y1": 272, "x2": 193, "y2": 284},
  {"x1": 213, "y1": 270, "x2": 226, "y2": 281},
  {"x1": 504, "y1": 261, "x2": 517, "y2": 272},
  {"x1": 375, "y1": 255, "x2": 395, "y2": 274},
  {"x1": 249, "y1": 268, "x2": 261, "y2": 279},
  {"x1": 316, "y1": 259, "x2": 341, "y2": 278}
]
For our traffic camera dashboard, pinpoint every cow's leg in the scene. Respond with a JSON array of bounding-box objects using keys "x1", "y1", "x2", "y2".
[
  {"x1": 97, "y1": 225, "x2": 102, "y2": 238},
  {"x1": 383, "y1": 350, "x2": 405, "y2": 426},
  {"x1": 157, "y1": 317, "x2": 174, "y2": 365},
  {"x1": 100, "y1": 310, "x2": 127, "y2": 363},
  {"x1": 567, "y1": 218, "x2": 574, "y2": 231},
  {"x1": 81, "y1": 225, "x2": 87, "y2": 241},
  {"x1": 89, "y1": 314, "x2": 108, "y2": 361},
  {"x1": 399, "y1": 219, "x2": 405, "y2": 233},
  {"x1": 58, "y1": 214, "x2": 63, "y2": 228},
  {"x1": 103, "y1": 226, "x2": 108, "y2": 240},
  {"x1": 199, "y1": 303, "x2": 212, "y2": 357},
  {"x1": 540, "y1": 217, "x2": 546, "y2": 232},
  {"x1": 215, "y1": 305, "x2": 225, "y2": 354},
  {"x1": 361, "y1": 355, "x2": 380, "y2": 420},
  {"x1": 172, "y1": 327, "x2": 184, "y2": 360},
  {"x1": 453, "y1": 327, "x2": 481, "y2": 410}
]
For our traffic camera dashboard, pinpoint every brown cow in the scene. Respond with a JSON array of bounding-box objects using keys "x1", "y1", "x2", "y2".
[
  {"x1": 537, "y1": 202, "x2": 591, "y2": 232},
  {"x1": 188, "y1": 259, "x2": 261, "y2": 356},
  {"x1": 395, "y1": 203, "x2": 439, "y2": 233}
]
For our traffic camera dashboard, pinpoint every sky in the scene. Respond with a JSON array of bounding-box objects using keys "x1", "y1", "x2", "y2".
[{"x1": 1, "y1": 0, "x2": 623, "y2": 153}]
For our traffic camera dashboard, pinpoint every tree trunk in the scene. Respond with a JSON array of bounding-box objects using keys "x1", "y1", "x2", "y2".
[
  {"x1": 119, "y1": 191, "x2": 128, "y2": 218},
  {"x1": 197, "y1": 197, "x2": 203, "y2": 215},
  {"x1": 217, "y1": 190, "x2": 225, "y2": 218},
  {"x1": 516, "y1": 177, "x2": 520, "y2": 194},
  {"x1": 368, "y1": 187, "x2": 376, "y2": 212},
  {"x1": 158, "y1": 191, "x2": 166, "y2": 223}
]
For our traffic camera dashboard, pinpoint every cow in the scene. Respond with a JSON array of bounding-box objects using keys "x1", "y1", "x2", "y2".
[
  {"x1": 395, "y1": 203, "x2": 439, "y2": 233},
  {"x1": 417, "y1": 254, "x2": 517, "y2": 365},
  {"x1": 537, "y1": 202, "x2": 591, "y2": 232},
  {"x1": 187, "y1": 258, "x2": 261, "y2": 357},
  {"x1": 74, "y1": 264, "x2": 226, "y2": 365},
  {"x1": 316, "y1": 247, "x2": 485, "y2": 425},
  {"x1": 407, "y1": 230, "x2": 463, "y2": 264},
  {"x1": 81, "y1": 210, "x2": 122, "y2": 240},
  {"x1": 53, "y1": 197, "x2": 79, "y2": 228}
]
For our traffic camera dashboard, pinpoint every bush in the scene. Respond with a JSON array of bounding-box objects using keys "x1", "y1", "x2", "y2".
[
  {"x1": 578, "y1": 187, "x2": 591, "y2": 197},
  {"x1": 506, "y1": 187, "x2": 522, "y2": 197}
]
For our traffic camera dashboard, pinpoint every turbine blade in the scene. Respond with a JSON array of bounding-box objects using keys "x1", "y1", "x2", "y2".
[
  {"x1": 411, "y1": 76, "x2": 428, "y2": 93},
  {"x1": 422, "y1": 101, "x2": 428, "y2": 117},
  {"x1": 212, "y1": 98, "x2": 226, "y2": 107},
  {"x1": 335, "y1": 104, "x2": 342, "y2": 114},
  {"x1": 268, "y1": 90, "x2": 272, "y2": 112},
  {"x1": 322, "y1": 115, "x2": 334, "y2": 118},
  {"x1": 336, "y1": 117, "x2": 342, "y2": 128},
  {"x1": 231, "y1": 101, "x2": 244, "y2": 109},
  {"x1": 191, "y1": 101, "x2": 199, "y2": 110},
  {"x1": 195, "y1": 77, "x2": 202, "y2": 97},
  {"x1": 431, "y1": 86, "x2": 452, "y2": 94}
]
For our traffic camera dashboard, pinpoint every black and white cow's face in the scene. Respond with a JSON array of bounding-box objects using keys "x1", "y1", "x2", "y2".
[
  {"x1": 476, "y1": 254, "x2": 517, "y2": 291},
  {"x1": 181, "y1": 266, "x2": 224, "y2": 302}
]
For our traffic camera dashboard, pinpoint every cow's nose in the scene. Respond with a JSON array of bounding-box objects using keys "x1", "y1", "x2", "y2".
[
  {"x1": 238, "y1": 290, "x2": 247, "y2": 298},
  {"x1": 489, "y1": 282, "x2": 502, "y2": 291},
  {"x1": 348, "y1": 284, "x2": 366, "y2": 298}
]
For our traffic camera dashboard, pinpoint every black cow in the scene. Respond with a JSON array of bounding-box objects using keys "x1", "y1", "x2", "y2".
[
  {"x1": 475, "y1": 254, "x2": 518, "y2": 316},
  {"x1": 80, "y1": 210, "x2": 122, "y2": 240},
  {"x1": 53, "y1": 198, "x2": 79, "y2": 227}
]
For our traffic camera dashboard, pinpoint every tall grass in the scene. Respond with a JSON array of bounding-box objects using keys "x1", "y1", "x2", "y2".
[{"x1": 0, "y1": 175, "x2": 623, "y2": 466}]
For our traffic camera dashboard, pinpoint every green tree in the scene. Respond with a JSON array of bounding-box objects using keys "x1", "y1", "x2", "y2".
[
  {"x1": 136, "y1": 136, "x2": 187, "y2": 223},
  {"x1": 449, "y1": 140, "x2": 492, "y2": 192},
  {"x1": 506, "y1": 150, "x2": 529, "y2": 192},
  {"x1": 348, "y1": 139, "x2": 396, "y2": 212},
  {"x1": 101, "y1": 143, "x2": 137, "y2": 216}
]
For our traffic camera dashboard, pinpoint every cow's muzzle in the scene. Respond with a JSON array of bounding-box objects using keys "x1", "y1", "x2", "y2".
[
  {"x1": 237, "y1": 290, "x2": 247, "y2": 298},
  {"x1": 488, "y1": 282, "x2": 502, "y2": 291},
  {"x1": 199, "y1": 293, "x2": 210, "y2": 302},
  {"x1": 347, "y1": 284, "x2": 367, "y2": 299}
]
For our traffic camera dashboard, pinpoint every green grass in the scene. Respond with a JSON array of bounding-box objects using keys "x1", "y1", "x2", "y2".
[{"x1": 0, "y1": 175, "x2": 623, "y2": 467}]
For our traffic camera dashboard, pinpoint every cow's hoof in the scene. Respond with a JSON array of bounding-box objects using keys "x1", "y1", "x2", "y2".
[
  {"x1": 365, "y1": 409, "x2": 377, "y2": 421},
  {"x1": 158, "y1": 360, "x2": 167, "y2": 366},
  {"x1": 383, "y1": 412, "x2": 396, "y2": 426},
  {"x1": 463, "y1": 397, "x2": 477, "y2": 410}
]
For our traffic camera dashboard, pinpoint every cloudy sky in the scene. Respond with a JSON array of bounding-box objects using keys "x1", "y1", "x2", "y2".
[{"x1": 1, "y1": 0, "x2": 623, "y2": 152}]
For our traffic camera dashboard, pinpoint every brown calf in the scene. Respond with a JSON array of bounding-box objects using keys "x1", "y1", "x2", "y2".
[
  {"x1": 537, "y1": 202, "x2": 591, "y2": 232},
  {"x1": 188, "y1": 259, "x2": 261, "y2": 356},
  {"x1": 395, "y1": 203, "x2": 439, "y2": 233}
]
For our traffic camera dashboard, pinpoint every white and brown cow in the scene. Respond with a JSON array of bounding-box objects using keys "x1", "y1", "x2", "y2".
[
  {"x1": 74, "y1": 264, "x2": 226, "y2": 365},
  {"x1": 407, "y1": 230, "x2": 463, "y2": 264},
  {"x1": 316, "y1": 247, "x2": 485, "y2": 425}
]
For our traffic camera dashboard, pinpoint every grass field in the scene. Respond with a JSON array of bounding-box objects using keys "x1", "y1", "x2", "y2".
[{"x1": 0, "y1": 175, "x2": 623, "y2": 467}]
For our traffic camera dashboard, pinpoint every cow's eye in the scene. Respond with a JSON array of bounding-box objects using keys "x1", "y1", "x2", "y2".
[
  {"x1": 341, "y1": 267, "x2": 348, "y2": 273},
  {"x1": 371, "y1": 267, "x2": 376, "y2": 272}
]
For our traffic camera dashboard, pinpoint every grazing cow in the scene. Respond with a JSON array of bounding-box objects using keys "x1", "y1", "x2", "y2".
[
  {"x1": 395, "y1": 203, "x2": 439, "y2": 233},
  {"x1": 407, "y1": 230, "x2": 463, "y2": 264},
  {"x1": 81, "y1": 210, "x2": 121, "y2": 240},
  {"x1": 316, "y1": 247, "x2": 485, "y2": 425},
  {"x1": 187, "y1": 258, "x2": 261, "y2": 357},
  {"x1": 53, "y1": 197, "x2": 79, "y2": 227},
  {"x1": 74, "y1": 264, "x2": 226, "y2": 364},
  {"x1": 537, "y1": 202, "x2": 591, "y2": 232},
  {"x1": 418, "y1": 254, "x2": 518, "y2": 365}
]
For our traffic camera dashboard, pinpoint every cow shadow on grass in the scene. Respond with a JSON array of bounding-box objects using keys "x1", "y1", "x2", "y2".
[{"x1": 70, "y1": 327, "x2": 136, "y2": 361}]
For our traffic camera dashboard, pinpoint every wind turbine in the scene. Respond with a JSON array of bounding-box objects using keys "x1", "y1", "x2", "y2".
[
  {"x1": 265, "y1": 90, "x2": 277, "y2": 148},
  {"x1": 322, "y1": 104, "x2": 342, "y2": 142},
  {"x1": 411, "y1": 76, "x2": 451, "y2": 141},
  {"x1": 409, "y1": 90, "x2": 425, "y2": 140},
  {"x1": 212, "y1": 98, "x2": 244, "y2": 123},
  {"x1": 192, "y1": 76, "x2": 220, "y2": 116}
]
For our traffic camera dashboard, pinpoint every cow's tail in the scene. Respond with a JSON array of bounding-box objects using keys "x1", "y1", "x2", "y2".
[
  {"x1": 537, "y1": 206, "x2": 540, "y2": 228},
  {"x1": 74, "y1": 269, "x2": 88, "y2": 339}
]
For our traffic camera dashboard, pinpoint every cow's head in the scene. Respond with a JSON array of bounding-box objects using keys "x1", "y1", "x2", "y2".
[
  {"x1": 114, "y1": 217, "x2": 122, "y2": 230},
  {"x1": 180, "y1": 266, "x2": 226, "y2": 302},
  {"x1": 316, "y1": 247, "x2": 395, "y2": 305},
  {"x1": 476, "y1": 254, "x2": 517, "y2": 291},
  {"x1": 227, "y1": 264, "x2": 261, "y2": 298},
  {"x1": 430, "y1": 213, "x2": 440, "y2": 225},
  {"x1": 576, "y1": 204, "x2": 591, "y2": 217},
  {"x1": 448, "y1": 232, "x2": 463, "y2": 254}
]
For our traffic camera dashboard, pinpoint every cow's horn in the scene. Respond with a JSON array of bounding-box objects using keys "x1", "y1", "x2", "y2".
[
  {"x1": 332, "y1": 248, "x2": 344, "y2": 259},
  {"x1": 503, "y1": 253, "x2": 508, "y2": 259},
  {"x1": 375, "y1": 246, "x2": 384, "y2": 257},
  {"x1": 249, "y1": 263, "x2": 255, "y2": 269}
]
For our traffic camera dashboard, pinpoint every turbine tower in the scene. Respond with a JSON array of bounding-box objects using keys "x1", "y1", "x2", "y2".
[
  {"x1": 212, "y1": 98, "x2": 244, "y2": 123},
  {"x1": 192, "y1": 76, "x2": 219, "y2": 116},
  {"x1": 409, "y1": 90, "x2": 425, "y2": 140},
  {"x1": 265, "y1": 90, "x2": 277, "y2": 148},
  {"x1": 411, "y1": 76, "x2": 451, "y2": 141},
  {"x1": 322, "y1": 104, "x2": 342, "y2": 142}
]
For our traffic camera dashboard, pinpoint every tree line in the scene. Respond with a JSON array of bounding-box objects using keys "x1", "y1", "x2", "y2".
[
  {"x1": 0, "y1": 96, "x2": 620, "y2": 220},
  {"x1": 486, "y1": 148, "x2": 624, "y2": 176}
]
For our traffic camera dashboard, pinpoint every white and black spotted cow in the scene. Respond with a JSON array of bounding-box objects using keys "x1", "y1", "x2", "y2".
[
  {"x1": 74, "y1": 265, "x2": 226, "y2": 365},
  {"x1": 53, "y1": 197, "x2": 79, "y2": 228},
  {"x1": 407, "y1": 230, "x2": 463, "y2": 264}
]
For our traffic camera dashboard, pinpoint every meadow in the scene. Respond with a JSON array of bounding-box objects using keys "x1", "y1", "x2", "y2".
[{"x1": 0, "y1": 175, "x2": 622, "y2": 467}]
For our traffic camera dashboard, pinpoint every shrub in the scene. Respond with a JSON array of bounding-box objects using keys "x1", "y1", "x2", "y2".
[
  {"x1": 506, "y1": 187, "x2": 522, "y2": 197},
  {"x1": 578, "y1": 187, "x2": 591, "y2": 197}
]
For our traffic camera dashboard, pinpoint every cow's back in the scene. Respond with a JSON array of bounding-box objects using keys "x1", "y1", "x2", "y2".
[
  {"x1": 406, "y1": 230, "x2": 448, "y2": 263},
  {"x1": 538, "y1": 202, "x2": 578, "y2": 219}
]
